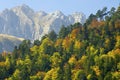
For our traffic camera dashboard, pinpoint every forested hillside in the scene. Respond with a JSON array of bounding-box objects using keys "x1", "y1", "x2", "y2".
[{"x1": 0, "y1": 6, "x2": 120, "y2": 80}]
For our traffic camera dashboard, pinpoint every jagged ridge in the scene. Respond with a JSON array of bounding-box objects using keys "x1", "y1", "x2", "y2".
[{"x1": 0, "y1": 4, "x2": 86, "y2": 40}]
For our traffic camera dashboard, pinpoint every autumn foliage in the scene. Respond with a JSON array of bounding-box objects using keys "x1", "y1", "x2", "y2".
[{"x1": 0, "y1": 6, "x2": 120, "y2": 80}]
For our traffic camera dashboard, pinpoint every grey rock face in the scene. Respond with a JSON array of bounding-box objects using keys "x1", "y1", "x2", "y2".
[{"x1": 0, "y1": 4, "x2": 86, "y2": 40}]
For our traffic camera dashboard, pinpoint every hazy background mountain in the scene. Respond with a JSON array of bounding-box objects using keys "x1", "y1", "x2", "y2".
[
  {"x1": 0, "y1": 34, "x2": 24, "y2": 53},
  {"x1": 0, "y1": 4, "x2": 86, "y2": 40}
]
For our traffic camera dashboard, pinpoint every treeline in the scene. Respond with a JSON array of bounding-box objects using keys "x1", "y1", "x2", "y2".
[{"x1": 0, "y1": 6, "x2": 120, "y2": 80}]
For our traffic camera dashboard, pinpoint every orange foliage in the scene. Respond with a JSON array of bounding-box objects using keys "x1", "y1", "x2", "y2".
[
  {"x1": 90, "y1": 19, "x2": 99, "y2": 28},
  {"x1": 90, "y1": 19, "x2": 105, "y2": 28},
  {"x1": 108, "y1": 49, "x2": 120, "y2": 62},
  {"x1": 62, "y1": 37, "x2": 72, "y2": 50},
  {"x1": 115, "y1": 19, "x2": 120, "y2": 29},
  {"x1": 99, "y1": 21, "x2": 105, "y2": 27},
  {"x1": 74, "y1": 55, "x2": 87, "y2": 70},
  {"x1": 107, "y1": 48, "x2": 120, "y2": 55},
  {"x1": 55, "y1": 39, "x2": 63, "y2": 47},
  {"x1": 113, "y1": 49, "x2": 120, "y2": 54},
  {"x1": 71, "y1": 28, "x2": 80, "y2": 39}
]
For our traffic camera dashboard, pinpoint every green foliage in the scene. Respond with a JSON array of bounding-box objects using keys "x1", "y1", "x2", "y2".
[
  {"x1": 58, "y1": 25, "x2": 68, "y2": 38},
  {"x1": 9, "y1": 69, "x2": 22, "y2": 80},
  {"x1": 50, "y1": 52, "x2": 62, "y2": 68},
  {"x1": 18, "y1": 40, "x2": 31, "y2": 58},
  {"x1": 34, "y1": 40, "x2": 41, "y2": 46},
  {"x1": 34, "y1": 54, "x2": 50, "y2": 71},
  {"x1": 48, "y1": 30, "x2": 57, "y2": 41},
  {"x1": 63, "y1": 63, "x2": 72, "y2": 80},
  {"x1": 73, "y1": 70, "x2": 86, "y2": 80},
  {"x1": 39, "y1": 38, "x2": 54, "y2": 55}
]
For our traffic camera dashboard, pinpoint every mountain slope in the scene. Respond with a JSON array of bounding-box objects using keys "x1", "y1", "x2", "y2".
[
  {"x1": 0, "y1": 34, "x2": 24, "y2": 53},
  {"x1": 0, "y1": 4, "x2": 86, "y2": 40}
]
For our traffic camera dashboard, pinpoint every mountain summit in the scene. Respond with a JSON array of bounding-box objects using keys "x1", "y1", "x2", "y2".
[{"x1": 0, "y1": 4, "x2": 86, "y2": 40}]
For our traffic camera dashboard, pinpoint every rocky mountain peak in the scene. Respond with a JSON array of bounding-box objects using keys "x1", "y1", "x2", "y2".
[
  {"x1": 0, "y1": 4, "x2": 86, "y2": 41},
  {"x1": 0, "y1": 4, "x2": 86, "y2": 52}
]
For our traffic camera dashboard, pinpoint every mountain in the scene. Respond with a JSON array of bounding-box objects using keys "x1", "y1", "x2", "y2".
[
  {"x1": 0, "y1": 34, "x2": 24, "y2": 53},
  {"x1": 0, "y1": 4, "x2": 86, "y2": 40}
]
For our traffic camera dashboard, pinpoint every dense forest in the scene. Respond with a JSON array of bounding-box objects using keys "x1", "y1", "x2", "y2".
[{"x1": 0, "y1": 6, "x2": 120, "y2": 80}]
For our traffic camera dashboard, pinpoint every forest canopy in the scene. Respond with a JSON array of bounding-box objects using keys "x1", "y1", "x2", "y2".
[{"x1": 0, "y1": 6, "x2": 120, "y2": 80}]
